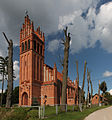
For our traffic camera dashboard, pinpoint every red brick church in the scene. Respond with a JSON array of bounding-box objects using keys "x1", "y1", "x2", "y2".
[{"x1": 19, "y1": 15, "x2": 78, "y2": 106}]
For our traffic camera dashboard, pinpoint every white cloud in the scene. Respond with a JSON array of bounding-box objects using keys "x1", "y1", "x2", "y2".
[
  {"x1": 47, "y1": 39, "x2": 60, "y2": 52},
  {"x1": 0, "y1": 0, "x2": 112, "y2": 55},
  {"x1": 103, "y1": 70, "x2": 112, "y2": 77},
  {"x1": 0, "y1": 0, "x2": 97, "y2": 55},
  {"x1": 58, "y1": 2, "x2": 112, "y2": 54},
  {"x1": 13, "y1": 60, "x2": 19, "y2": 81},
  {"x1": 95, "y1": 2, "x2": 112, "y2": 53},
  {"x1": 108, "y1": 89, "x2": 112, "y2": 95}
]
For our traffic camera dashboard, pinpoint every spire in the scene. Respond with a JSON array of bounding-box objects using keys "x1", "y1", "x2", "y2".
[
  {"x1": 25, "y1": 10, "x2": 28, "y2": 16},
  {"x1": 54, "y1": 63, "x2": 57, "y2": 69}
]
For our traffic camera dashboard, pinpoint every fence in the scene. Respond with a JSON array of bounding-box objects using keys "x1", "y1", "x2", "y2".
[
  {"x1": 22, "y1": 105, "x2": 45, "y2": 119},
  {"x1": 22, "y1": 104, "x2": 79, "y2": 119}
]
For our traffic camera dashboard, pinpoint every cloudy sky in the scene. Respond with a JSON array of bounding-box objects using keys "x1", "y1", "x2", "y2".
[{"x1": 0, "y1": 0, "x2": 112, "y2": 95}]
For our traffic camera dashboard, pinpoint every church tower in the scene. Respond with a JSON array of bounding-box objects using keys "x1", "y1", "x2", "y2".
[{"x1": 19, "y1": 15, "x2": 45, "y2": 106}]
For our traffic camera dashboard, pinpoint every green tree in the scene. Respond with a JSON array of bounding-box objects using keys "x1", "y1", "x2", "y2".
[
  {"x1": 0, "y1": 56, "x2": 8, "y2": 106},
  {"x1": 100, "y1": 81, "x2": 107, "y2": 104},
  {"x1": 104, "y1": 92, "x2": 112, "y2": 105},
  {"x1": 12, "y1": 86, "x2": 19, "y2": 104}
]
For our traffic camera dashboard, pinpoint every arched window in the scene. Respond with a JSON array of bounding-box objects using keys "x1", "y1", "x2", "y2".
[
  {"x1": 25, "y1": 41, "x2": 27, "y2": 50},
  {"x1": 40, "y1": 45, "x2": 42, "y2": 55},
  {"x1": 34, "y1": 40, "x2": 36, "y2": 50},
  {"x1": 34, "y1": 55, "x2": 36, "y2": 80},
  {"x1": 37, "y1": 56, "x2": 39, "y2": 80},
  {"x1": 37, "y1": 43, "x2": 39, "y2": 53},
  {"x1": 28, "y1": 40, "x2": 30, "y2": 49},
  {"x1": 40, "y1": 59, "x2": 42, "y2": 81},
  {"x1": 22, "y1": 43, "x2": 24, "y2": 52}
]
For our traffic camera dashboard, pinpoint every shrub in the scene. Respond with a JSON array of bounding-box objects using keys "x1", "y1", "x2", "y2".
[{"x1": 27, "y1": 110, "x2": 38, "y2": 119}]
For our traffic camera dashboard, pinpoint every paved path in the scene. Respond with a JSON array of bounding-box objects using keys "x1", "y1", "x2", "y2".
[{"x1": 84, "y1": 106, "x2": 112, "y2": 120}]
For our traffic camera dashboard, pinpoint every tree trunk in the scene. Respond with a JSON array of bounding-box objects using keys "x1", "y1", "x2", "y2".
[
  {"x1": 98, "y1": 80, "x2": 100, "y2": 106},
  {"x1": 61, "y1": 27, "x2": 70, "y2": 111},
  {"x1": 87, "y1": 68, "x2": 90, "y2": 107},
  {"x1": 6, "y1": 40, "x2": 13, "y2": 108},
  {"x1": 90, "y1": 79, "x2": 93, "y2": 107},
  {"x1": 81, "y1": 61, "x2": 87, "y2": 104}
]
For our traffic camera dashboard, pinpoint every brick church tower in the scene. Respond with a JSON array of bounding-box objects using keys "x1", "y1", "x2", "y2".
[{"x1": 19, "y1": 15, "x2": 45, "y2": 106}]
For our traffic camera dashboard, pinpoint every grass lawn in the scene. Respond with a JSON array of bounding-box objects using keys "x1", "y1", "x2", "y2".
[
  {"x1": 45, "y1": 105, "x2": 110, "y2": 120},
  {"x1": 0, "y1": 105, "x2": 110, "y2": 120}
]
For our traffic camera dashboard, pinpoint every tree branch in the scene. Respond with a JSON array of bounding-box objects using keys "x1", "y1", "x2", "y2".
[{"x1": 2, "y1": 32, "x2": 10, "y2": 45}]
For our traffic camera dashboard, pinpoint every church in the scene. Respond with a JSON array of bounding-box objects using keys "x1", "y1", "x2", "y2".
[{"x1": 19, "y1": 15, "x2": 78, "y2": 106}]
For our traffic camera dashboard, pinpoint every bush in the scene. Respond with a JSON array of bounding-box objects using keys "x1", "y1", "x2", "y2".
[
  {"x1": 5, "y1": 107, "x2": 27, "y2": 120},
  {"x1": 27, "y1": 110, "x2": 38, "y2": 119}
]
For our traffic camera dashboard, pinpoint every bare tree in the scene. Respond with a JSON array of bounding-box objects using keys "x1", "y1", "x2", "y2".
[
  {"x1": 90, "y1": 79, "x2": 93, "y2": 107},
  {"x1": 76, "y1": 61, "x2": 79, "y2": 106},
  {"x1": 61, "y1": 27, "x2": 71, "y2": 112},
  {"x1": 81, "y1": 61, "x2": 87, "y2": 104},
  {"x1": 98, "y1": 80, "x2": 100, "y2": 106},
  {"x1": 3, "y1": 32, "x2": 13, "y2": 108},
  {"x1": 76, "y1": 61, "x2": 79, "y2": 84},
  {"x1": 87, "y1": 68, "x2": 90, "y2": 107}
]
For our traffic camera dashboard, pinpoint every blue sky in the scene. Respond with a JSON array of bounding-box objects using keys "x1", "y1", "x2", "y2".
[{"x1": 0, "y1": 0, "x2": 112, "y2": 96}]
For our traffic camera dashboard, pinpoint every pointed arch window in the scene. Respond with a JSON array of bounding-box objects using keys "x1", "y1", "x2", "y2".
[
  {"x1": 37, "y1": 56, "x2": 39, "y2": 80},
  {"x1": 34, "y1": 55, "x2": 36, "y2": 80},
  {"x1": 28, "y1": 40, "x2": 30, "y2": 49},
  {"x1": 25, "y1": 41, "x2": 27, "y2": 50},
  {"x1": 34, "y1": 40, "x2": 36, "y2": 50},
  {"x1": 22, "y1": 43, "x2": 24, "y2": 52},
  {"x1": 40, "y1": 45, "x2": 42, "y2": 55},
  {"x1": 40, "y1": 59, "x2": 42, "y2": 81},
  {"x1": 37, "y1": 43, "x2": 39, "y2": 53}
]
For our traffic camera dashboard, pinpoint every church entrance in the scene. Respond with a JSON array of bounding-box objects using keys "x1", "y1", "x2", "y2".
[{"x1": 22, "y1": 92, "x2": 28, "y2": 105}]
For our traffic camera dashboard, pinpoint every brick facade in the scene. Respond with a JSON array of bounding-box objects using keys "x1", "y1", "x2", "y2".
[
  {"x1": 19, "y1": 15, "x2": 78, "y2": 106},
  {"x1": 92, "y1": 94, "x2": 107, "y2": 105}
]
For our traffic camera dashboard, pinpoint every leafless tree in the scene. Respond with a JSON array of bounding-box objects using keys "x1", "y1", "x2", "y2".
[
  {"x1": 61, "y1": 27, "x2": 71, "y2": 112},
  {"x1": 3, "y1": 32, "x2": 13, "y2": 108}
]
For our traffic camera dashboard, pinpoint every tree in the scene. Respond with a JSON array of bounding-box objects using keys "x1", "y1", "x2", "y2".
[
  {"x1": 98, "y1": 80, "x2": 100, "y2": 106},
  {"x1": 81, "y1": 61, "x2": 87, "y2": 104},
  {"x1": 12, "y1": 86, "x2": 19, "y2": 104},
  {"x1": 0, "y1": 56, "x2": 8, "y2": 106},
  {"x1": 104, "y1": 92, "x2": 112, "y2": 105},
  {"x1": 87, "y1": 68, "x2": 90, "y2": 107},
  {"x1": 90, "y1": 79, "x2": 93, "y2": 107},
  {"x1": 76, "y1": 61, "x2": 79, "y2": 106},
  {"x1": 0, "y1": 86, "x2": 19, "y2": 105},
  {"x1": 61, "y1": 27, "x2": 71, "y2": 112},
  {"x1": 100, "y1": 81, "x2": 107, "y2": 104},
  {"x1": 3, "y1": 32, "x2": 13, "y2": 108}
]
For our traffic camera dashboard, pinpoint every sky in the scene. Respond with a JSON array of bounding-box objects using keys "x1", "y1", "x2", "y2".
[{"x1": 0, "y1": 0, "x2": 112, "y2": 96}]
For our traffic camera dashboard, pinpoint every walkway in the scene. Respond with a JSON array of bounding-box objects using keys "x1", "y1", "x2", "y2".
[{"x1": 85, "y1": 106, "x2": 112, "y2": 120}]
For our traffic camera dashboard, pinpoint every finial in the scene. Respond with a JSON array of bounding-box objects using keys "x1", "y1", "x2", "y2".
[
  {"x1": 54, "y1": 63, "x2": 56, "y2": 68},
  {"x1": 25, "y1": 10, "x2": 28, "y2": 16}
]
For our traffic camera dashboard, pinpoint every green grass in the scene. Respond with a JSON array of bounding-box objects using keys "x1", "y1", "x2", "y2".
[
  {"x1": 45, "y1": 105, "x2": 110, "y2": 120},
  {"x1": 0, "y1": 105, "x2": 110, "y2": 120}
]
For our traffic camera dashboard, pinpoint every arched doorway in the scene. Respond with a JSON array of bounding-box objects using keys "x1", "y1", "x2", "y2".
[{"x1": 22, "y1": 92, "x2": 28, "y2": 105}]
